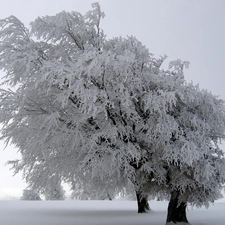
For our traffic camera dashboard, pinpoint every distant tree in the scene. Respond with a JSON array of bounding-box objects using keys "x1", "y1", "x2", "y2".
[
  {"x1": 44, "y1": 175, "x2": 65, "y2": 200},
  {"x1": 70, "y1": 168, "x2": 131, "y2": 201},
  {"x1": 1, "y1": 3, "x2": 225, "y2": 225},
  {"x1": 21, "y1": 189, "x2": 41, "y2": 201}
]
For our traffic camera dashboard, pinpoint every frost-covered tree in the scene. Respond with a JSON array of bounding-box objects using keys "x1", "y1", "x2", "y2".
[
  {"x1": 166, "y1": 88, "x2": 225, "y2": 223},
  {"x1": 21, "y1": 189, "x2": 41, "y2": 201},
  {"x1": 1, "y1": 3, "x2": 225, "y2": 224},
  {"x1": 14, "y1": 159, "x2": 66, "y2": 200},
  {"x1": 70, "y1": 177, "x2": 117, "y2": 200},
  {"x1": 159, "y1": 61, "x2": 225, "y2": 224},
  {"x1": 133, "y1": 60, "x2": 225, "y2": 224},
  {"x1": 44, "y1": 175, "x2": 65, "y2": 200},
  {"x1": 0, "y1": 3, "x2": 168, "y2": 209}
]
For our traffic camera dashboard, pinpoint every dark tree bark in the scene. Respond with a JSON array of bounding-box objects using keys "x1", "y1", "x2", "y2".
[
  {"x1": 135, "y1": 191, "x2": 150, "y2": 213},
  {"x1": 166, "y1": 190, "x2": 189, "y2": 224}
]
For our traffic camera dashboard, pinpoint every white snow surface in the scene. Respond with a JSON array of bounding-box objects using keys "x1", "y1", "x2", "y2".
[{"x1": 0, "y1": 200, "x2": 224, "y2": 225}]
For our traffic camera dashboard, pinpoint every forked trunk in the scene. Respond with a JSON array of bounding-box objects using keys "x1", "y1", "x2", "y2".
[
  {"x1": 166, "y1": 190, "x2": 188, "y2": 224},
  {"x1": 135, "y1": 191, "x2": 150, "y2": 213}
]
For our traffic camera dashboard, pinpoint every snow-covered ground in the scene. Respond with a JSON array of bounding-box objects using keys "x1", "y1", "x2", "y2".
[{"x1": 0, "y1": 200, "x2": 224, "y2": 225}]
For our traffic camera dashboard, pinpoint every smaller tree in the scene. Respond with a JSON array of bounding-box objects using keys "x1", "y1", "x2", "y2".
[
  {"x1": 21, "y1": 189, "x2": 41, "y2": 200},
  {"x1": 44, "y1": 175, "x2": 65, "y2": 200},
  {"x1": 70, "y1": 168, "x2": 128, "y2": 200}
]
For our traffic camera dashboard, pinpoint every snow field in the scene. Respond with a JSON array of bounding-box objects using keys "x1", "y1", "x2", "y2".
[{"x1": 0, "y1": 200, "x2": 224, "y2": 225}]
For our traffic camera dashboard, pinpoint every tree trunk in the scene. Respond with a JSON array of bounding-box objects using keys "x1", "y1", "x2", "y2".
[
  {"x1": 166, "y1": 190, "x2": 188, "y2": 224},
  {"x1": 135, "y1": 191, "x2": 150, "y2": 213}
]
